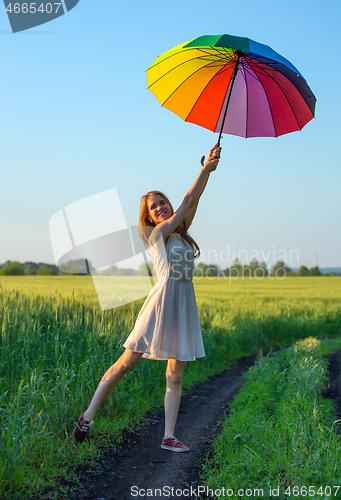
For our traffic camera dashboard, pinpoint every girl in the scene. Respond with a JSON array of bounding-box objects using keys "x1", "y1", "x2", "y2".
[{"x1": 74, "y1": 145, "x2": 221, "y2": 452}]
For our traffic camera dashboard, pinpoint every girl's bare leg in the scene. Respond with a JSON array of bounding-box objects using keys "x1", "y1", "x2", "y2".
[
  {"x1": 164, "y1": 359, "x2": 187, "y2": 438},
  {"x1": 83, "y1": 349, "x2": 143, "y2": 422}
]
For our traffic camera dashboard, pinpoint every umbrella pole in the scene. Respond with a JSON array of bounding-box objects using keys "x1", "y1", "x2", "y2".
[{"x1": 216, "y1": 53, "x2": 241, "y2": 149}]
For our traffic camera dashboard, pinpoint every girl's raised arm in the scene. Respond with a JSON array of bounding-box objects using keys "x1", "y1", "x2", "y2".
[{"x1": 151, "y1": 145, "x2": 221, "y2": 244}]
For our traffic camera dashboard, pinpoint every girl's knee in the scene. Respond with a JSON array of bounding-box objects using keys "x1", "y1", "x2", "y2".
[
  {"x1": 166, "y1": 369, "x2": 182, "y2": 386},
  {"x1": 166, "y1": 360, "x2": 186, "y2": 386},
  {"x1": 119, "y1": 350, "x2": 142, "y2": 374},
  {"x1": 119, "y1": 357, "x2": 139, "y2": 374},
  {"x1": 119, "y1": 362, "x2": 132, "y2": 375}
]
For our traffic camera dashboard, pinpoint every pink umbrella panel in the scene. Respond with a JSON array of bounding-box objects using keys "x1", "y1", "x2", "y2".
[{"x1": 210, "y1": 52, "x2": 315, "y2": 138}]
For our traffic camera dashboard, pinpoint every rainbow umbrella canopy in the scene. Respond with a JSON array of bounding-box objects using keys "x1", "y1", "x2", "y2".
[{"x1": 146, "y1": 34, "x2": 316, "y2": 144}]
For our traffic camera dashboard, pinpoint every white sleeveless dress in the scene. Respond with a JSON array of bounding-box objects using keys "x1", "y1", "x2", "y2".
[{"x1": 123, "y1": 232, "x2": 205, "y2": 361}]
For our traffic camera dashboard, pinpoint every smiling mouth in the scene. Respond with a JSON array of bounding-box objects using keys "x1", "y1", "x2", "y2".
[{"x1": 159, "y1": 211, "x2": 167, "y2": 217}]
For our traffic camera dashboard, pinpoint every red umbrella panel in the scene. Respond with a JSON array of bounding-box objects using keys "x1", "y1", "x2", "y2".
[{"x1": 147, "y1": 34, "x2": 316, "y2": 141}]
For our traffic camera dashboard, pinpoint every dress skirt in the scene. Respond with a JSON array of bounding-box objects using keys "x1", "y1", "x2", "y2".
[{"x1": 123, "y1": 233, "x2": 205, "y2": 361}]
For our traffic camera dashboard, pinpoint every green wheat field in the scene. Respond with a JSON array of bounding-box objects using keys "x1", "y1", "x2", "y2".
[{"x1": 1, "y1": 276, "x2": 341, "y2": 499}]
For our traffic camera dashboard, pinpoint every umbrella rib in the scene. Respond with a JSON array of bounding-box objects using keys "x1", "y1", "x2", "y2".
[
  {"x1": 244, "y1": 56, "x2": 303, "y2": 132},
  {"x1": 245, "y1": 57, "x2": 279, "y2": 136},
  {"x1": 242, "y1": 57, "x2": 276, "y2": 137},
  {"x1": 243, "y1": 57, "x2": 285, "y2": 77},
  {"x1": 162, "y1": 64, "x2": 235, "y2": 107},
  {"x1": 194, "y1": 46, "x2": 234, "y2": 59},
  {"x1": 161, "y1": 60, "x2": 236, "y2": 111},
  {"x1": 246, "y1": 56, "x2": 310, "y2": 123},
  {"x1": 239, "y1": 63, "x2": 249, "y2": 138},
  {"x1": 180, "y1": 54, "x2": 239, "y2": 124},
  {"x1": 148, "y1": 46, "x2": 234, "y2": 70},
  {"x1": 147, "y1": 47, "x2": 194, "y2": 70},
  {"x1": 148, "y1": 51, "x2": 234, "y2": 91},
  {"x1": 241, "y1": 59, "x2": 278, "y2": 135},
  {"x1": 212, "y1": 55, "x2": 240, "y2": 133}
]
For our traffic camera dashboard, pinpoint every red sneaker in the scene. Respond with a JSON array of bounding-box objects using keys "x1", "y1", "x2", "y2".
[
  {"x1": 161, "y1": 436, "x2": 189, "y2": 453},
  {"x1": 73, "y1": 414, "x2": 94, "y2": 444}
]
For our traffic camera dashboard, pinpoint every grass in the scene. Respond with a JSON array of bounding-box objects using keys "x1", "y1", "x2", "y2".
[
  {"x1": 0, "y1": 275, "x2": 340, "y2": 498},
  {"x1": 200, "y1": 337, "x2": 341, "y2": 500}
]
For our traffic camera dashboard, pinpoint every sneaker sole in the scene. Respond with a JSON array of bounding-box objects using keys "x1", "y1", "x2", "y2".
[{"x1": 161, "y1": 444, "x2": 189, "y2": 453}]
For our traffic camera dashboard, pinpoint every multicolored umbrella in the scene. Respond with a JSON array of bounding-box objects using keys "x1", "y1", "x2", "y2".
[{"x1": 147, "y1": 34, "x2": 316, "y2": 144}]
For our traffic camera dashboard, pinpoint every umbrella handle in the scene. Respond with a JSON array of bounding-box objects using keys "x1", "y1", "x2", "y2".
[
  {"x1": 201, "y1": 150, "x2": 221, "y2": 165},
  {"x1": 214, "y1": 136, "x2": 222, "y2": 159}
]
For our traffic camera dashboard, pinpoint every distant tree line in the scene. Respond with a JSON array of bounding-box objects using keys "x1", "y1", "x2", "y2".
[
  {"x1": 0, "y1": 258, "x2": 339, "y2": 277},
  {"x1": 194, "y1": 259, "x2": 339, "y2": 277},
  {"x1": 0, "y1": 259, "x2": 153, "y2": 276},
  {"x1": 0, "y1": 260, "x2": 57, "y2": 275}
]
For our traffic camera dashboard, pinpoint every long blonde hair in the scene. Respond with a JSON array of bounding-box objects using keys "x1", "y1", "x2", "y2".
[{"x1": 139, "y1": 190, "x2": 200, "y2": 259}]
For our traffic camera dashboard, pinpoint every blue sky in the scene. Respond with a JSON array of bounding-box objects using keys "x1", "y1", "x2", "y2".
[{"x1": 0, "y1": 0, "x2": 340, "y2": 269}]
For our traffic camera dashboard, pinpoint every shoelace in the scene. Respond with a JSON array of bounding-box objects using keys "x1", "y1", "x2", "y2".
[
  {"x1": 80, "y1": 423, "x2": 91, "y2": 432},
  {"x1": 79, "y1": 419, "x2": 93, "y2": 432}
]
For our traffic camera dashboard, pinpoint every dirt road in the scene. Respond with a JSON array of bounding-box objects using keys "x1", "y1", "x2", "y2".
[
  {"x1": 46, "y1": 349, "x2": 341, "y2": 500},
  {"x1": 56, "y1": 355, "x2": 256, "y2": 500}
]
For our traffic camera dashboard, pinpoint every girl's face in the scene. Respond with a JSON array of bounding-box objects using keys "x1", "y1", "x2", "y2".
[{"x1": 147, "y1": 194, "x2": 171, "y2": 225}]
